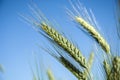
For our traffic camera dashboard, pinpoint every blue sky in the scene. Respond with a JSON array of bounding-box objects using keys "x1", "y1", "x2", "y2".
[{"x1": 0, "y1": 0, "x2": 117, "y2": 80}]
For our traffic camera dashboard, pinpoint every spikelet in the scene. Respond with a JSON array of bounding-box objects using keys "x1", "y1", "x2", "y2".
[
  {"x1": 113, "y1": 57, "x2": 120, "y2": 74},
  {"x1": 104, "y1": 57, "x2": 120, "y2": 80},
  {"x1": 41, "y1": 22, "x2": 87, "y2": 68},
  {"x1": 108, "y1": 57, "x2": 120, "y2": 80},
  {"x1": 47, "y1": 69, "x2": 55, "y2": 80},
  {"x1": 112, "y1": 57, "x2": 120, "y2": 79},
  {"x1": 103, "y1": 60, "x2": 111, "y2": 76},
  {"x1": 75, "y1": 17, "x2": 110, "y2": 54}
]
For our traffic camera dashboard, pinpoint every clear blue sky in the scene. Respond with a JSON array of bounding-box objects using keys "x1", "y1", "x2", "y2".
[{"x1": 0, "y1": 0, "x2": 117, "y2": 80}]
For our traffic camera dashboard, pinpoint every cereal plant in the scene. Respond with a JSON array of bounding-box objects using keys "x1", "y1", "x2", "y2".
[{"x1": 21, "y1": 0, "x2": 120, "y2": 80}]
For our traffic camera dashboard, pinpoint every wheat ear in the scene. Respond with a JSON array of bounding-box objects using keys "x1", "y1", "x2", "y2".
[
  {"x1": 75, "y1": 17, "x2": 110, "y2": 54},
  {"x1": 47, "y1": 69, "x2": 55, "y2": 80},
  {"x1": 22, "y1": 4, "x2": 87, "y2": 68},
  {"x1": 60, "y1": 56, "x2": 85, "y2": 80},
  {"x1": 103, "y1": 60, "x2": 111, "y2": 77},
  {"x1": 105, "y1": 57, "x2": 120, "y2": 80},
  {"x1": 109, "y1": 57, "x2": 120, "y2": 80},
  {"x1": 40, "y1": 22, "x2": 87, "y2": 68},
  {"x1": 113, "y1": 57, "x2": 120, "y2": 75},
  {"x1": 41, "y1": 46, "x2": 85, "y2": 80}
]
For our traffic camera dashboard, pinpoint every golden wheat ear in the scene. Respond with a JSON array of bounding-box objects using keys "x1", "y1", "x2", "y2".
[{"x1": 67, "y1": 0, "x2": 110, "y2": 54}]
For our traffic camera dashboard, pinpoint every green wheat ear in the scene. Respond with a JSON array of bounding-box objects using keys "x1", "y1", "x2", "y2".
[
  {"x1": 108, "y1": 57, "x2": 120, "y2": 80},
  {"x1": 23, "y1": 2, "x2": 120, "y2": 80},
  {"x1": 21, "y1": 4, "x2": 88, "y2": 68},
  {"x1": 41, "y1": 45, "x2": 94, "y2": 80},
  {"x1": 22, "y1": 4, "x2": 93, "y2": 80},
  {"x1": 67, "y1": 0, "x2": 110, "y2": 54},
  {"x1": 103, "y1": 0, "x2": 120, "y2": 80},
  {"x1": 60, "y1": 56, "x2": 84, "y2": 79},
  {"x1": 103, "y1": 56, "x2": 120, "y2": 80},
  {"x1": 40, "y1": 44, "x2": 85, "y2": 80},
  {"x1": 40, "y1": 22, "x2": 87, "y2": 68},
  {"x1": 75, "y1": 17, "x2": 110, "y2": 54}
]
